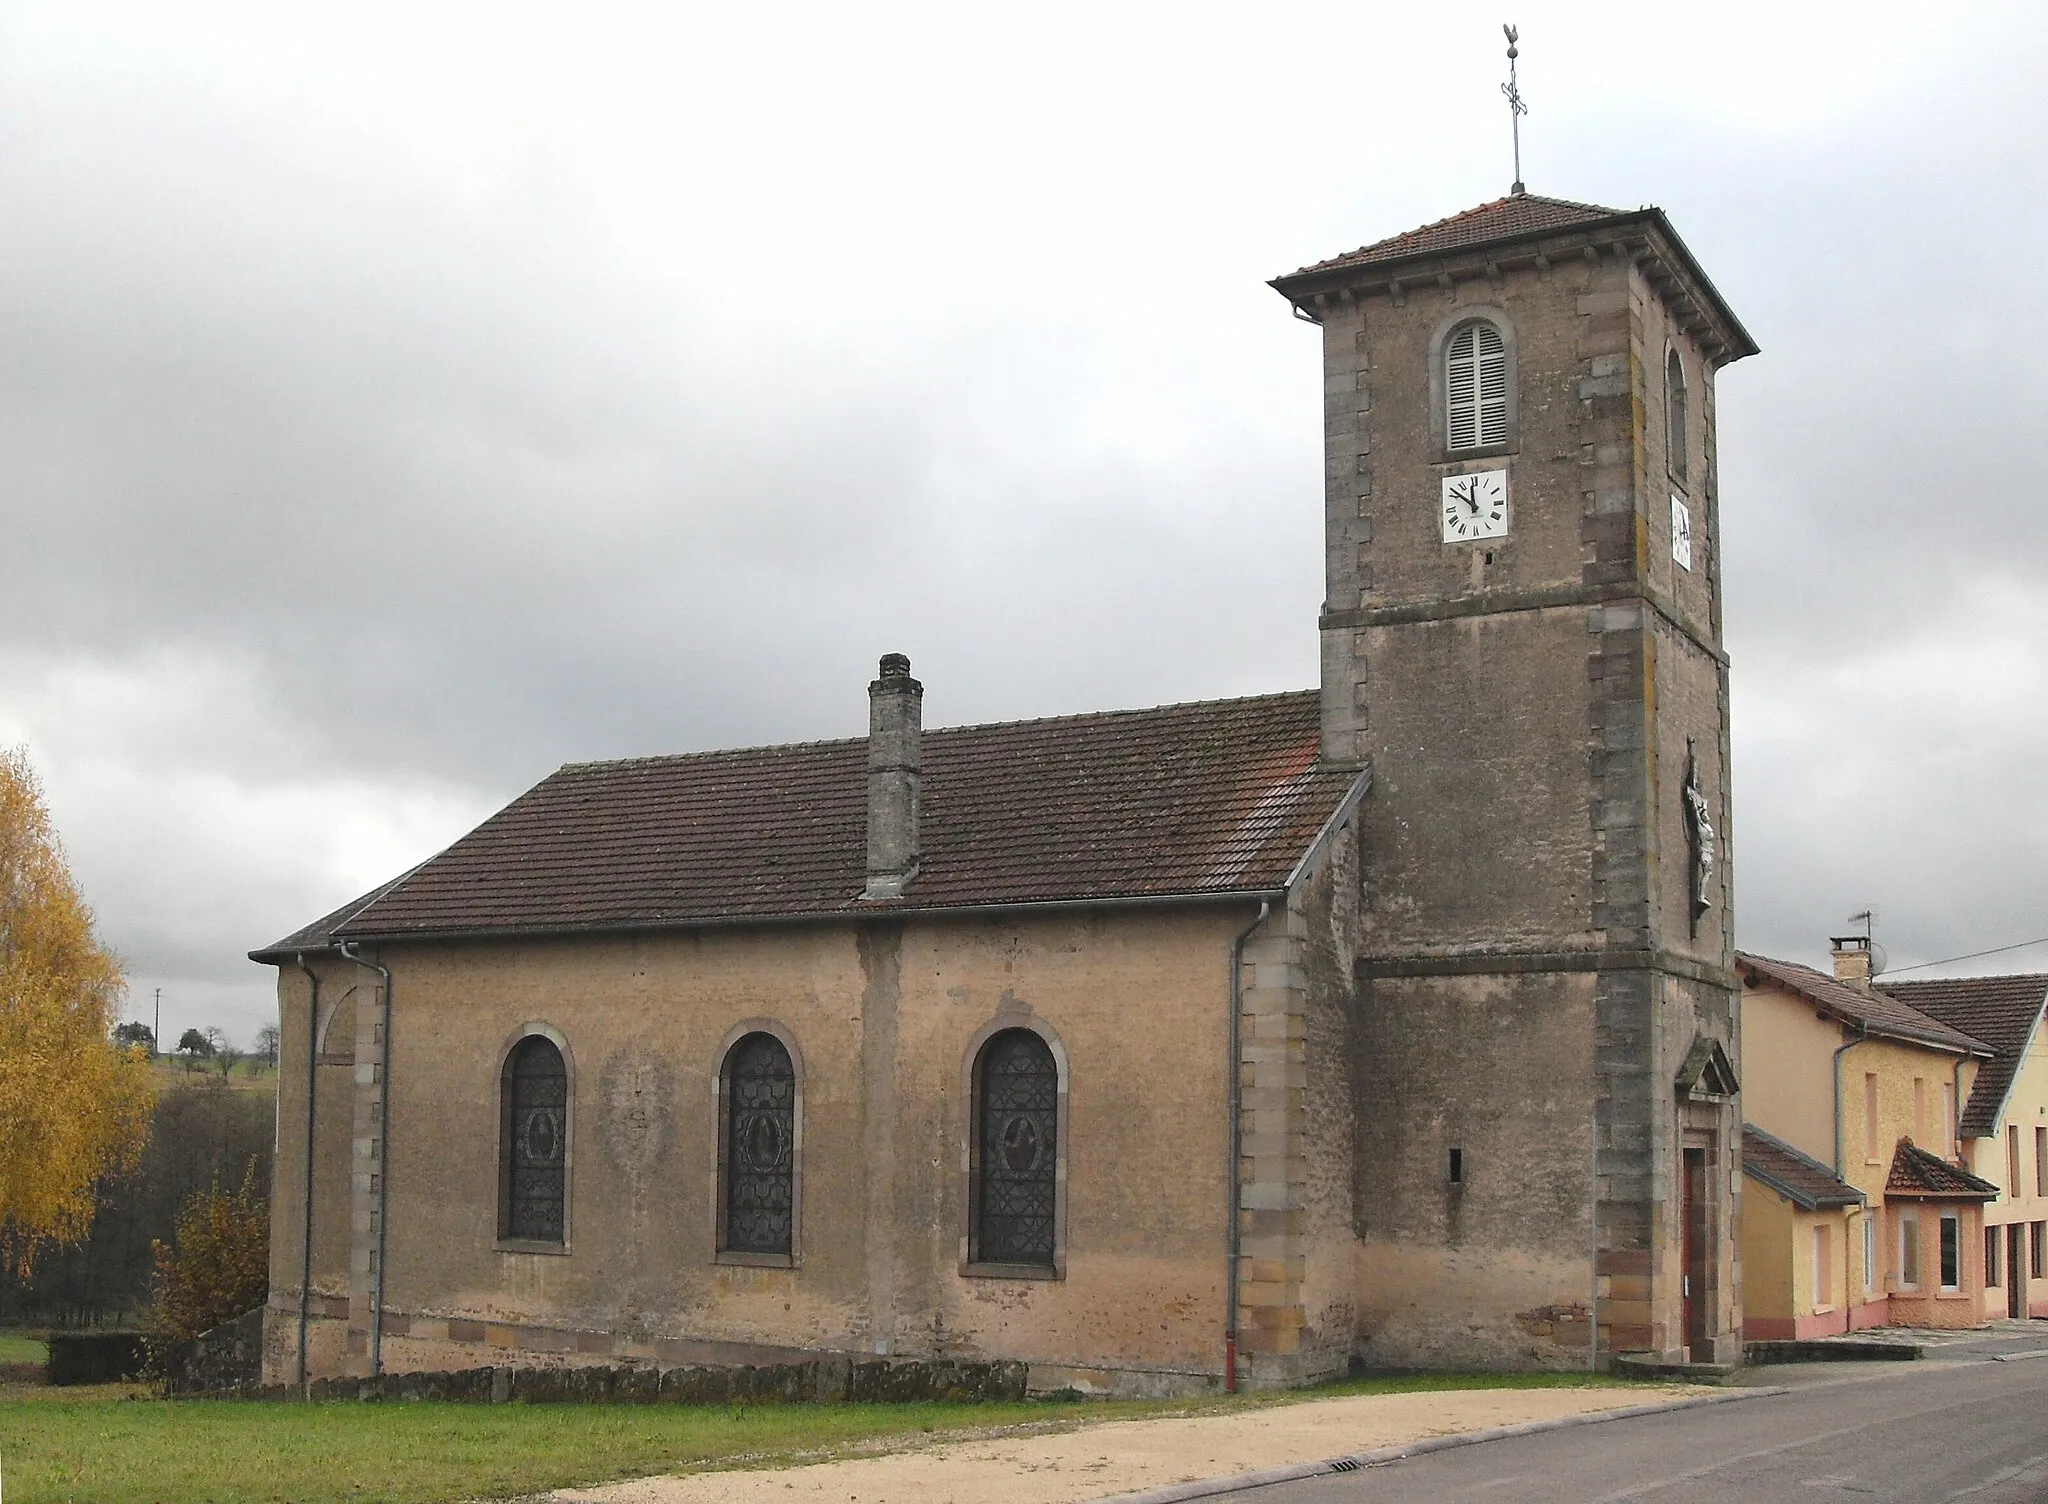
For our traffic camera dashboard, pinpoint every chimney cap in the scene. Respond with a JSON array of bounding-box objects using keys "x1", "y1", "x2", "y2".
[
  {"x1": 1830, "y1": 935, "x2": 1872, "y2": 952},
  {"x1": 877, "y1": 652, "x2": 912, "y2": 678}
]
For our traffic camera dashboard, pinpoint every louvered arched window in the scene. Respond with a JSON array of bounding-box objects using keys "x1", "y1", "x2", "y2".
[
  {"x1": 1445, "y1": 320, "x2": 1509, "y2": 451},
  {"x1": 973, "y1": 1029, "x2": 1060, "y2": 1267},
  {"x1": 1665, "y1": 348, "x2": 1690, "y2": 485},
  {"x1": 720, "y1": 1032, "x2": 797, "y2": 1257},
  {"x1": 501, "y1": 1034, "x2": 568, "y2": 1244}
]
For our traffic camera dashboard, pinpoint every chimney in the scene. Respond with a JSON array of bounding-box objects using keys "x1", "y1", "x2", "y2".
[
  {"x1": 863, "y1": 653, "x2": 922, "y2": 900},
  {"x1": 1830, "y1": 935, "x2": 1873, "y2": 988}
]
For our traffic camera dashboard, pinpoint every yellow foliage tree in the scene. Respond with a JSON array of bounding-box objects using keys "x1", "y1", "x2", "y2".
[
  {"x1": 151, "y1": 1165, "x2": 270, "y2": 1345},
  {"x1": 0, "y1": 745, "x2": 153, "y2": 1269}
]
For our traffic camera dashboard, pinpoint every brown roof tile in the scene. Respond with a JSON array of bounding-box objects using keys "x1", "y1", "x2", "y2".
[
  {"x1": 1286, "y1": 193, "x2": 1626, "y2": 277},
  {"x1": 1742, "y1": 1124, "x2": 1864, "y2": 1210},
  {"x1": 1881, "y1": 974, "x2": 2048, "y2": 1137},
  {"x1": 1736, "y1": 952, "x2": 1992, "y2": 1057},
  {"x1": 1886, "y1": 1138, "x2": 1999, "y2": 1200},
  {"x1": 259, "y1": 691, "x2": 1364, "y2": 951}
]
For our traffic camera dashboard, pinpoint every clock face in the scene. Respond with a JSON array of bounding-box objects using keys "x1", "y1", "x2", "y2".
[
  {"x1": 1440, "y1": 470, "x2": 1508, "y2": 543},
  {"x1": 1671, "y1": 493, "x2": 1693, "y2": 571}
]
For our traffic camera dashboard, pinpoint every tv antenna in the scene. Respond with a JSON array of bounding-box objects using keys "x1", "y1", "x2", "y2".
[
  {"x1": 1848, "y1": 909, "x2": 1889, "y2": 977},
  {"x1": 1502, "y1": 24, "x2": 1529, "y2": 196}
]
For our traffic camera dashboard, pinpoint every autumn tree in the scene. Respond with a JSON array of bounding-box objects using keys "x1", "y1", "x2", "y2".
[
  {"x1": 150, "y1": 1164, "x2": 270, "y2": 1346},
  {"x1": 0, "y1": 746, "x2": 153, "y2": 1271}
]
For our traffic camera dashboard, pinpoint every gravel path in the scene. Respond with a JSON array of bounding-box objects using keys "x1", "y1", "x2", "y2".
[{"x1": 551, "y1": 1385, "x2": 1693, "y2": 1504}]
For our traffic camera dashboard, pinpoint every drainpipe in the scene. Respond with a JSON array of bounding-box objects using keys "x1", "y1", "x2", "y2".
[
  {"x1": 1950, "y1": 1057, "x2": 1966, "y2": 1161},
  {"x1": 1832, "y1": 1026, "x2": 1868, "y2": 1174},
  {"x1": 290, "y1": 953, "x2": 320, "y2": 1390},
  {"x1": 1225, "y1": 899, "x2": 1270, "y2": 1394},
  {"x1": 337, "y1": 942, "x2": 392, "y2": 1377}
]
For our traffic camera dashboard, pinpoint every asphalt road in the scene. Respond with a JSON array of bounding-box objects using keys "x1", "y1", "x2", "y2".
[{"x1": 1231, "y1": 1350, "x2": 2048, "y2": 1503}]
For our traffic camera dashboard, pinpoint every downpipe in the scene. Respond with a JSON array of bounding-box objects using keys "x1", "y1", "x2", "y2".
[
  {"x1": 1225, "y1": 899, "x2": 1271, "y2": 1394},
  {"x1": 290, "y1": 953, "x2": 320, "y2": 1390},
  {"x1": 337, "y1": 942, "x2": 393, "y2": 1377},
  {"x1": 1832, "y1": 1027, "x2": 1868, "y2": 1174}
]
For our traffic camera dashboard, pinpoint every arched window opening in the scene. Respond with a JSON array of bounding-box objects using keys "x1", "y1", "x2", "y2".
[
  {"x1": 974, "y1": 1029, "x2": 1059, "y2": 1266},
  {"x1": 1666, "y1": 348, "x2": 1690, "y2": 485},
  {"x1": 502, "y1": 1035, "x2": 567, "y2": 1243},
  {"x1": 722, "y1": 1033, "x2": 796, "y2": 1256},
  {"x1": 1445, "y1": 320, "x2": 1509, "y2": 450}
]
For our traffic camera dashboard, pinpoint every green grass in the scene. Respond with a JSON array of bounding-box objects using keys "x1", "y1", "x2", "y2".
[
  {"x1": 0, "y1": 1331, "x2": 47, "y2": 1367},
  {"x1": 0, "y1": 1369, "x2": 1652, "y2": 1504}
]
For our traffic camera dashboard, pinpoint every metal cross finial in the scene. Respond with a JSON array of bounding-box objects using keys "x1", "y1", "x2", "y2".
[{"x1": 1502, "y1": 24, "x2": 1528, "y2": 196}]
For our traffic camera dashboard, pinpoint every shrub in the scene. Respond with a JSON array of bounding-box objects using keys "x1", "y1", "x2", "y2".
[{"x1": 151, "y1": 1163, "x2": 269, "y2": 1348}]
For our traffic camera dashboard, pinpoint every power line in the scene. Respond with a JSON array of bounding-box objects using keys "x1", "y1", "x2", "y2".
[{"x1": 1883, "y1": 936, "x2": 2048, "y2": 977}]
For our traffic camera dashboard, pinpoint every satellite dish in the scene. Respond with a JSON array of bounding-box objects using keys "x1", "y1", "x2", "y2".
[{"x1": 1870, "y1": 939, "x2": 1890, "y2": 978}]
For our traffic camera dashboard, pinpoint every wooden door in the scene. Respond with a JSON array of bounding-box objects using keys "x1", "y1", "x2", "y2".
[
  {"x1": 1684, "y1": 1148, "x2": 1708, "y2": 1357},
  {"x1": 2010, "y1": 1224, "x2": 2025, "y2": 1319}
]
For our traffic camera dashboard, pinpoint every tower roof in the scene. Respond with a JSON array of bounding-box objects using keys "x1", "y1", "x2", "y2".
[
  {"x1": 1289, "y1": 194, "x2": 1625, "y2": 276},
  {"x1": 1272, "y1": 193, "x2": 1759, "y2": 368}
]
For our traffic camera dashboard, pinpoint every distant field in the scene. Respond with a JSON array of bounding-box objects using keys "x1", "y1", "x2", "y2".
[
  {"x1": 0, "y1": 1370, "x2": 1642, "y2": 1504},
  {"x1": 146, "y1": 1058, "x2": 276, "y2": 1094},
  {"x1": 0, "y1": 1330, "x2": 46, "y2": 1367}
]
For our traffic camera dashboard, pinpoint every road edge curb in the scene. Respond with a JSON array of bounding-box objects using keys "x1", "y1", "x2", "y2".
[{"x1": 1094, "y1": 1384, "x2": 1793, "y2": 1504}]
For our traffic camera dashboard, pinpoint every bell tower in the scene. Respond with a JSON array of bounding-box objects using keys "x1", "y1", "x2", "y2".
[{"x1": 1273, "y1": 195, "x2": 1756, "y2": 1366}]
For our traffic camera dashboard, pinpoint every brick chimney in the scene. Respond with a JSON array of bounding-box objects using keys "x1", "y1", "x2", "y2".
[
  {"x1": 1830, "y1": 935, "x2": 1873, "y2": 988},
  {"x1": 863, "y1": 653, "x2": 922, "y2": 900}
]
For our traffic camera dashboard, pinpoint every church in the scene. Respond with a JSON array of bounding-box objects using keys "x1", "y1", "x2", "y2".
[{"x1": 255, "y1": 189, "x2": 1756, "y2": 1392}]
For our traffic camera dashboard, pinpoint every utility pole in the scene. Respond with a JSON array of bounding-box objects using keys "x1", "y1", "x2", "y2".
[{"x1": 154, "y1": 987, "x2": 162, "y2": 1056}]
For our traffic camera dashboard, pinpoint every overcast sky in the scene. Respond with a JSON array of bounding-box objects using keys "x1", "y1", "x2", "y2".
[{"x1": 5, "y1": 1, "x2": 2044, "y2": 1046}]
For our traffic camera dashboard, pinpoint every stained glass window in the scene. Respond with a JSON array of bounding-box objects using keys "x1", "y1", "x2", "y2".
[
  {"x1": 504, "y1": 1036, "x2": 567, "y2": 1243},
  {"x1": 724, "y1": 1033, "x2": 796, "y2": 1256},
  {"x1": 976, "y1": 1029, "x2": 1058, "y2": 1266}
]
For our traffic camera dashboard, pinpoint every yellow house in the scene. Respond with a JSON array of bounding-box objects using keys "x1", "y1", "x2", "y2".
[
  {"x1": 1886, "y1": 974, "x2": 2048, "y2": 1320},
  {"x1": 1739, "y1": 941, "x2": 1998, "y2": 1333}
]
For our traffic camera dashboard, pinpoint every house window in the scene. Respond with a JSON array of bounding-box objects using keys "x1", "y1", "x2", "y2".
[
  {"x1": 1665, "y1": 348, "x2": 1689, "y2": 485},
  {"x1": 720, "y1": 1032, "x2": 797, "y2": 1258},
  {"x1": 1445, "y1": 320, "x2": 1509, "y2": 451},
  {"x1": 1940, "y1": 1213, "x2": 1961, "y2": 1291},
  {"x1": 1899, "y1": 1212, "x2": 1920, "y2": 1289},
  {"x1": 973, "y1": 1028, "x2": 1060, "y2": 1268},
  {"x1": 1863, "y1": 1217, "x2": 1877, "y2": 1294},
  {"x1": 1864, "y1": 1074, "x2": 1879, "y2": 1162},
  {"x1": 1814, "y1": 1223, "x2": 1832, "y2": 1309},
  {"x1": 2036, "y1": 1127, "x2": 2046, "y2": 1197},
  {"x1": 501, "y1": 1034, "x2": 568, "y2": 1244},
  {"x1": 2012, "y1": 1125, "x2": 2023, "y2": 1197},
  {"x1": 1987, "y1": 1224, "x2": 2002, "y2": 1287}
]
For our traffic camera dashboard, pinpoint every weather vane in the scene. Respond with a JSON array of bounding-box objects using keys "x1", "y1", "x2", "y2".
[{"x1": 1502, "y1": 24, "x2": 1528, "y2": 196}]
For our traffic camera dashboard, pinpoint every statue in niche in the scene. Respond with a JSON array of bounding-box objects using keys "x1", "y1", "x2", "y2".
[{"x1": 1682, "y1": 737, "x2": 1716, "y2": 937}]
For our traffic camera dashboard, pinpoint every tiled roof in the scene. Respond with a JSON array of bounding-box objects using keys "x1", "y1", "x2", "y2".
[
  {"x1": 1886, "y1": 1138, "x2": 1999, "y2": 1200},
  {"x1": 1736, "y1": 953, "x2": 1992, "y2": 1056},
  {"x1": 1287, "y1": 194, "x2": 1627, "y2": 277},
  {"x1": 1742, "y1": 1124, "x2": 1864, "y2": 1210},
  {"x1": 1882, "y1": 974, "x2": 2048, "y2": 1137},
  {"x1": 256, "y1": 691, "x2": 1365, "y2": 952}
]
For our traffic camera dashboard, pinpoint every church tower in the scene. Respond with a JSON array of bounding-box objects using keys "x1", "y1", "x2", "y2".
[{"x1": 1273, "y1": 195, "x2": 1755, "y2": 1365}]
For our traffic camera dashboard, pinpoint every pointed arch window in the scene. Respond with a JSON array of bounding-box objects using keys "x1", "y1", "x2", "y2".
[
  {"x1": 720, "y1": 1032, "x2": 797, "y2": 1259},
  {"x1": 1445, "y1": 320, "x2": 1509, "y2": 451},
  {"x1": 1666, "y1": 348, "x2": 1690, "y2": 485},
  {"x1": 501, "y1": 1035, "x2": 568, "y2": 1245},
  {"x1": 972, "y1": 1029, "x2": 1059, "y2": 1268}
]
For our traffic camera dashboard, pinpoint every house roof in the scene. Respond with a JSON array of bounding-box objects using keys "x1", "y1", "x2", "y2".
[
  {"x1": 1736, "y1": 952, "x2": 1993, "y2": 1057},
  {"x1": 1742, "y1": 1124, "x2": 1864, "y2": 1210},
  {"x1": 1268, "y1": 194, "x2": 1758, "y2": 367},
  {"x1": 1886, "y1": 1138, "x2": 2000, "y2": 1201},
  {"x1": 1285, "y1": 194, "x2": 1625, "y2": 275},
  {"x1": 1881, "y1": 974, "x2": 2048, "y2": 1138},
  {"x1": 254, "y1": 690, "x2": 1366, "y2": 957}
]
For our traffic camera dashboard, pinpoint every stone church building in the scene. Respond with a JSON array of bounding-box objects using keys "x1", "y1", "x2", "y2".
[{"x1": 256, "y1": 191, "x2": 1756, "y2": 1392}]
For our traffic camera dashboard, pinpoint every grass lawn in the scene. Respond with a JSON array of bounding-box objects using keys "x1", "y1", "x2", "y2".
[
  {"x1": 0, "y1": 1331, "x2": 47, "y2": 1367},
  {"x1": 0, "y1": 1369, "x2": 1645, "y2": 1504}
]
